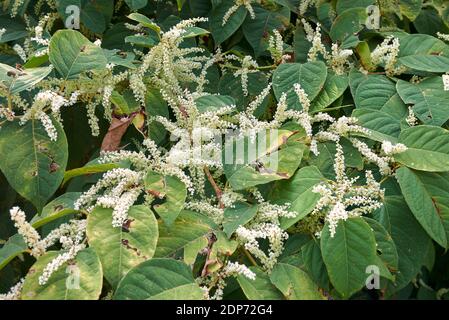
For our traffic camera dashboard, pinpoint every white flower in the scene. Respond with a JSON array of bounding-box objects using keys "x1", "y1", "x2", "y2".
[
  {"x1": 381, "y1": 141, "x2": 407, "y2": 155},
  {"x1": 311, "y1": 143, "x2": 384, "y2": 237},
  {"x1": 222, "y1": 0, "x2": 258, "y2": 26},
  {"x1": 13, "y1": 44, "x2": 27, "y2": 62},
  {"x1": 443, "y1": 74, "x2": 449, "y2": 91},
  {"x1": 10, "y1": 207, "x2": 45, "y2": 258},
  {"x1": 0, "y1": 278, "x2": 24, "y2": 300},
  {"x1": 38, "y1": 244, "x2": 85, "y2": 285},
  {"x1": 437, "y1": 32, "x2": 449, "y2": 42},
  {"x1": 0, "y1": 28, "x2": 6, "y2": 41},
  {"x1": 371, "y1": 36, "x2": 405, "y2": 76},
  {"x1": 222, "y1": 261, "x2": 256, "y2": 280},
  {"x1": 406, "y1": 106, "x2": 418, "y2": 126}
]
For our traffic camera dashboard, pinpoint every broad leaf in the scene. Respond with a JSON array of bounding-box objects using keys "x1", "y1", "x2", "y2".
[
  {"x1": 396, "y1": 167, "x2": 449, "y2": 248},
  {"x1": 144, "y1": 171, "x2": 187, "y2": 226},
  {"x1": 395, "y1": 125, "x2": 449, "y2": 172},
  {"x1": 0, "y1": 64, "x2": 52, "y2": 94},
  {"x1": 0, "y1": 234, "x2": 27, "y2": 272},
  {"x1": 237, "y1": 266, "x2": 284, "y2": 300},
  {"x1": 373, "y1": 196, "x2": 432, "y2": 294},
  {"x1": 223, "y1": 202, "x2": 258, "y2": 237},
  {"x1": 269, "y1": 166, "x2": 325, "y2": 229},
  {"x1": 242, "y1": 5, "x2": 290, "y2": 56},
  {"x1": 86, "y1": 205, "x2": 158, "y2": 288},
  {"x1": 114, "y1": 258, "x2": 204, "y2": 300},
  {"x1": 273, "y1": 61, "x2": 327, "y2": 110},
  {"x1": 270, "y1": 263, "x2": 324, "y2": 300},
  {"x1": 310, "y1": 72, "x2": 348, "y2": 112},
  {"x1": 209, "y1": 0, "x2": 247, "y2": 44},
  {"x1": 321, "y1": 217, "x2": 379, "y2": 298},
  {"x1": 155, "y1": 210, "x2": 215, "y2": 258},
  {"x1": 49, "y1": 29, "x2": 107, "y2": 79},
  {"x1": 397, "y1": 77, "x2": 449, "y2": 126},
  {"x1": 223, "y1": 130, "x2": 304, "y2": 190},
  {"x1": 0, "y1": 119, "x2": 68, "y2": 211},
  {"x1": 21, "y1": 248, "x2": 102, "y2": 300}
]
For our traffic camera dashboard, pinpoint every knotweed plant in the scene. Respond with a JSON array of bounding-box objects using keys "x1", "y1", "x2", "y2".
[{"x1": 1, "y1": 0, "x2": 449, "y2": 301}]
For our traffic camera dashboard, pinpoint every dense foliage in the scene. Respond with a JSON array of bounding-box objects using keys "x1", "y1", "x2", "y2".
[{"x1": 1, "y1": 0, "x2": 449, "y2": 300}]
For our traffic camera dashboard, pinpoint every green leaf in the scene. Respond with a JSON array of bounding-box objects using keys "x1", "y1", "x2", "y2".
[
  {"x1": 330, "y1": 8, "x2": 367, "y2": 42},
  {"x1": 336, "y1": 0, "x2": 374, "y2": 14},
  {"x1": 351, "y1": 109, "x2": 402, "y2": 142},
  {"x1": 223, "y1": 130, "x2": 304, "y2": 190},
  {"x1": 49, "y1": 29, "x2": 107, "y2": 80},
  {"x1": 242, "y1": 6, "x2": 290, "y2": 56},
  {"x1": 0, "y1": 64, "x2": 52, "y2": 94},
  {"x1": 127, "y1": 13, "x2": 161, "y2": 33},
  {"x1": 301, "y1": 239, "x2": 329, "y2": 290},
  {"x1": 182, "y1": 26, "x2": 210, "y2": 38},
  {"x1": 399, "y1": 0, "x2": 423, "y2": 21},
  {"x1": 398, "y1": 34, "x2": 449, "y2": 57},
  {"x1": 0, "y1": 119, "x2": 68, "y2": 211},
  {"x1": 0, "y1": 234, "x2": 27, "y2": 272},
  {"x1": 363, "y1": 217, "x2": 399, "y2": 272},
  {"x1": 114, "y1": 258, "x2": 204, "y2": 300},
  {"x1": 270, "y1": 263, "x2": 324, "y2": 300},
  {"x1": 354, "y1": 75, "x2": 397, "y2": 111},
  {"x1": 396, "y1": 167, "x2": 449, "y2": 248},
  {"x1": 397, "y1": 77, "x2": 449, "y2": 126},
  {"x1": 373, "y1": 196, "x2": 432, "y2": 293},
  {"x1": 218, "y1": 71, "x2": 268, "y2": 113},
  {"x1": 223, "y1": 202, "x2": 259, "y2": 237},
  {"x1": 63, "y1": 163, "x2": 121, "y2": 186},
  {"x1": 269, "y1": 166, "x2": 325, "y2": 229},
  {"x1": 321, "y1": 217, "x2": 379, "y2": 298},
  {"x1": 399, "y1": 55, "x2": 449, "y2": 73},
  {"x1": 144, "y1": 171, "x2": 187, "y2": 226},
  {"x1": 237, "y1": 266, "x2": 284, "y2": 300},
  {"x1": 155, "y1": 210, "x2": 215, "y2": 258},
  {"x1": 308, "y1": 138, "x2": 363, "y2": 179},
  {"x1": 30, "y1": 192, "x2": 80, "y2": 228},
  {"x1": 0, "y1": 16, "x2": 27, "y2": 43},
  {"x1": 209, "y1": 0, "x2": 247, "y2": 45},
  {"x1": 395, "y1": 125, "x2": 449, "y2": 172},
  {"x1": 273, "y1": 61, "x2": 328, "y2": 110},
  {"x1": 145, "y1": 89, "x2": 169, "y2": 144},
  {"x1": 310, "y1": 72, "x2": 348, "y2": 112},
  {"x1": 21, "y1": 248, "x2": 103, "y2": 300},
  {"x1": 125, "y1": 0, "x2": 148, "y2": 10},
  {"x1": 86, "y1": 205, "x2": 158, "y2": 288},
  {"x1": 194, "y1": 94, "x2": 236, "y2": 113}
]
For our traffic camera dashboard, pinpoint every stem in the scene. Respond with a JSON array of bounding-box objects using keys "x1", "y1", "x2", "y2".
[
  {"x1": 242, "y1": 247, "x2": 258, "y2": 267},
  {"x1": 204, "y1": 166, "x2": 224, "y2": 209},
  {"x1": 7, "y1": 93, "x2": 12, "y2": 111}
]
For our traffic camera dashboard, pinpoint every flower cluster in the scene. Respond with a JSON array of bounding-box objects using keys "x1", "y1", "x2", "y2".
[
  {"x1": 0, "y1": 278, "x2": 24, "y2": 300},
  {"x1": 222, "y1": 0, "x2": 259, "y2": 26},
  {"x1": 302, "y1": 20, "x2": 353, "y2": 75},
  {"x1": 235, "y1": 190, "x2": 295, "y2": 271},
  {"x1": 10, "y1": 207, "x2": 45, "y2": 258},
  {"x1": 443, "y1": 74, "x2": 449, "y2": 91},
  {"x1": 370, "y1": 36, "x2": 405, "y2": 76},
  {"x1": 201, "y1": 261, "x2": 256, "y2": 300},
  {"x1": 74, "y1": 168, "x2": 143, "y2": 227},
  {"x1": 268, "y1": 30, "x2": 290, "y2": 64},
  {"x1": 311, "y1": 143, "x2": 384, "y2": 237},
  {"x1": 9, "y1": 206, "x2": 88, "y2": 286},
  {"x1": 20, "y1": 89, "x2": 79, "y2": 140}
]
